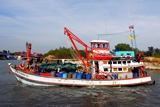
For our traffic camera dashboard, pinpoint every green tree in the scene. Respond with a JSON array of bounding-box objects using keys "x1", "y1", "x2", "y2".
[
  {"x1": 152, "y1": 48, "x2": 160, "y2": 58},
  {"x1": 154, "y1": 48, "x2": 160, "y2": 54},
  {"x1": 115, "y1": 43, "x2": 131, "y2": 51},
  {"x1": 43, "y1": 47, "x2": 87, "y2": 59},
  {"x1": 79, "y1": 49, "x2": 86, "y2": 58},
  {"x1": 43, "y1": 47, "x2": 76, "y2": 59},
  {"x1": 148, "y1": 46, "x2": 154, "y2": 55}
]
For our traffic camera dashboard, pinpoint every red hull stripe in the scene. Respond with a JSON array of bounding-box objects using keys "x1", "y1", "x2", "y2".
[{"x1": 12, "y1": 68, "x2": 152, "y2": 86}]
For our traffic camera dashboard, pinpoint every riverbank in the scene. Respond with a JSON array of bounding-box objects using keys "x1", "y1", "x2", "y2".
[
  {"x1": 43, "y1": 56, "x2": 160, "y2": 70},
  {"x1": 144, "y1": 57, "x2": 160, "y2": 70}
]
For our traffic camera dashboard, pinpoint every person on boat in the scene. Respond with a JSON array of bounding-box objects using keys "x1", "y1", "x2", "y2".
[
  {"x1": 32, "y1": 57, "x2": 40, "y2": 72},
  {"x1": 33, "y1": 62, "x2": 39, "y2": 72},
  {"x1": 29, "y1": 66, "x2": 36, "y2": 74},
  {"x1": 36, "y1": 57, "x2": 41, "y2": 63},
  {"x1": 45, "y1": 58, "x2": 48, "y2": 64},
  {"x1": 25, "y1": 57, "x2": 33, "y2": 70},
  {"x1": 27, "y1": 58, "x2": 37, "y2": 74},
  {"x1": 57, "y1": 67, "x2": 63, "y2": 72},
  {"x1": 57, "y1": 59, "x2": 60, "y2": 64},
  {"x1": 132, "y1": 67, "x2": 139, "y2": 77},
  {"x1": 33, "y1": 57, "x2": 38, "y2": 63},
  {"x1": 142, "y1": 66, "x2": 147, "y2": 76},
  {"x1": 40, "y1": 57, "x2": 43, "y2": 63},
  {"x1": 136, "y1": 53, "x2": 144, "y2": 62}
]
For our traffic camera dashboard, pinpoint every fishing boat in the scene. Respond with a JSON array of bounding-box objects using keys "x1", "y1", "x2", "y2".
[{"x1": 8, "y1": 27, "x2": 154, "y2": 87}]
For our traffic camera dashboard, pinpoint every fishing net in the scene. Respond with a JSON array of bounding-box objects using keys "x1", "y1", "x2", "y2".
[{"x1": 40, "y1": 62, "x2": 77, "y2": 72}]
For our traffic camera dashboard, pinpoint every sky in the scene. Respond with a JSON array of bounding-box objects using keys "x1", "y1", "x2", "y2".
[{"x1": 0, "y1": 0, "x2": 160, "y2": 54}]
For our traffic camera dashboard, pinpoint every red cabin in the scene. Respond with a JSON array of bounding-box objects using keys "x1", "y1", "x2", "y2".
[{"x1": 90, "y1": 40, "x2": 112, "y2": 60}]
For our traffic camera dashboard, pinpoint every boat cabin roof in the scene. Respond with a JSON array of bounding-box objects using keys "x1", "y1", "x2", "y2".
[{"x1": 90, "y1": 40, "x2": 109, "y2": 43}]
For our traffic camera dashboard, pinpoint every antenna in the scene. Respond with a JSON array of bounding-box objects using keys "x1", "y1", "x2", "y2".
[
  {"x1": 104, "y1": 12, "x2": 107, "y2": 40},
  {"x1": 128, "y1": 12, "x2": 138, "y2": 54},
  {"x1": 128, "y1": 11, "x2": 134, "y2": 50}
]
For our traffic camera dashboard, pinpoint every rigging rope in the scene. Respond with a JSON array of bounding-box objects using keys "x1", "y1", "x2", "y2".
[
  {"x1": 64, "y1": 34, "x2": 85, "y2": 67},
  {"x1": 65, "y1": 35, "x2": 77, "y2": 59},
  {"x1": 68, "y1": 28, "x2": 130, "y2": 36},
  {"x1": 98, "y1": 30, "x2": 130, "y2": 36}
]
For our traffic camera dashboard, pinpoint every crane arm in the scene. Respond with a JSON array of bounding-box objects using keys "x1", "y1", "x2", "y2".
[{"x1": 64, "y1": 27, "x2": 90, "y2": 70}]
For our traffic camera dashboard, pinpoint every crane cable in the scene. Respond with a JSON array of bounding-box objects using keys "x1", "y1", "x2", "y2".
[
  {"x1": 98, "y1": 30, "x2": 130, "y2": 36},
  {"x1": 65, "y1": 35, "x2": 77, "y2": 59},
  {"x1": 64, "y1": 34, "x2": 85, "y2": 67}
]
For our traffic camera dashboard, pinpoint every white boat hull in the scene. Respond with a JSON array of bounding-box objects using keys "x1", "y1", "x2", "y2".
[{"x1": 9, "y1": 64, "x2": 152, "y2": 87}]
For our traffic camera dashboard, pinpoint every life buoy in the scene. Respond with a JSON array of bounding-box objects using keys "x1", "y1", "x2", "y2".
[
  {"x1": 96, "y1": 75, "x2": 105, "y2": 80},
  {"x1": 97, "y1": 75, "x2": 100, "y2": 80},
  {"x1": 102, "y1": 75, "x2": 105, "y2": 79}
]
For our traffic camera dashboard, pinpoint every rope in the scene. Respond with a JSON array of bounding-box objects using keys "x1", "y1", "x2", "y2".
[
  {"x1": 98, "y1": 30, "x2": 130, "y2": 36},
  {"x1": 64, "y1": 34, "x2": 84, "y2": 67},
  {"x1": 68, "y1": 28, "x2": 130, "y2": 36},
  {"x1": 64, "y1": 34, "x2": 77, "y2": 59},
  {"x1": 8, "y1": 65, "x2": 10, "y2": 74}
]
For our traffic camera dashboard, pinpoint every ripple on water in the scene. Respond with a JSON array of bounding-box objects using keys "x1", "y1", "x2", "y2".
[{"x1": 0, "y1": 61, "x2": 160, "y2": 106}]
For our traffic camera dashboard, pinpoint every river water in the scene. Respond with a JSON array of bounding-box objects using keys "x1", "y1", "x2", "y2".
[{"x1": 0, "y1": 60, "x2": 160, "y2": 107}]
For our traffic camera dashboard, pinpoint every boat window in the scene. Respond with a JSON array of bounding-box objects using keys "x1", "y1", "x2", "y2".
[
  {"x1": 91, "y1": 44, "x2": 95, "y2": 48},
  {"x1": 106, "y1": 44, "x2": 108, "y2": 48},
  {"x1": 118, "y1": 61, "x2": 121, "y2": 64},
  {"x1": 102, "y1": 44, "x2": 106, "y2": 48},
  {"x1": 108, "y1": 61, "x2": 112, "y2": 64},
  {"x1": 123, "y1": 68, "x2": 127, "y2": 71},
  {"x1": 104, "y1": 68, "x2": 108, "y2": 71},
  {"x1": 121, "y1": 53, "x2": 124, "y2": 57},
  {"x1": 132, "y1": 60, "x2": 136, "y2": 63},
  {"x1": 113, "y1": 68, "x2": 117, "y2": 71},
  {"x1": 97, "y1": 44, "x2": 100, "y2": 48},
  {"x1": 118, "y1": 68, "x2": 122, "y2": 71},
  {"x1": 126, "y1": 53, "x2": 131, "y2": 57},
  {"x1": 103, "y1": 61, "x2": 107, "y2": 64},
  {"x1": 113, "y1": 61, "x2": 117, "y2": 64},
  {"x1": 123, "y1": 61, "x2": 126, "y2": 64},
  {"x1": 127, "y1": 61, "x2": 131, "y2": 63}
]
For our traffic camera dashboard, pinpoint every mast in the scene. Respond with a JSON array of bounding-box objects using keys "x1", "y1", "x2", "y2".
[
  {"x1": 128, "y1": 12, "x2": 134, "y2": 51},
  {"x1": 26, "y1": 42, "x2": 32, "y2": 58},
  {"x1": 128, "y1": 12, "x2": 138, "y2": 54},
  {"x1": 133, "y1": 30, "x2": 138, "y2": 54},
  {"x1": 129, "y1": 25, "x2": 138, "y2": 54}
]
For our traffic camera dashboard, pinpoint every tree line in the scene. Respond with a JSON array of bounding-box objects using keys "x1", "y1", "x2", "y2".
[
  {"x1": 43, "y1": 46, "x2": 86, "y2": 59},
  {"x1": 43, "y1": 44, "x2": 160, "y2": 59},
  {"x1": 115, "y1": 44, "x2": 160, "y2": 58},
  {"x1": 4, "y1": 43, "x2": 160, "y2": 59}
]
